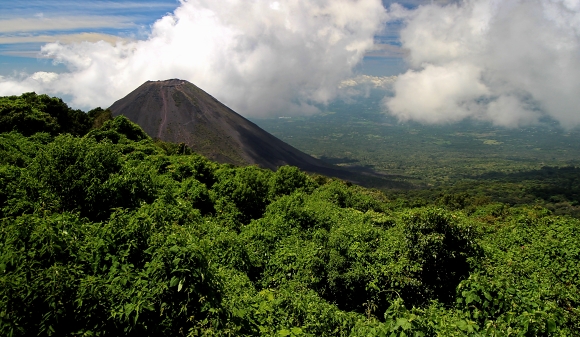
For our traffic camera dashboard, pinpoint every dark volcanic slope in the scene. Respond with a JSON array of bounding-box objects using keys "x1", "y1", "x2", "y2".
[{"x1": 109, "y1": 79, "x2": 349, "y2": 177}]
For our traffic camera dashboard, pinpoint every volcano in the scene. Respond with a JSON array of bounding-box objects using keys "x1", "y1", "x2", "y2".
[{"x1": 109, "y1": 79, "x2": 349, "y2": 177}]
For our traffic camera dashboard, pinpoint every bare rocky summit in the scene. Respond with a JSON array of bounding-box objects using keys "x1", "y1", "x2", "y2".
[{"x1": 109, "y1": 79, "x2": 350, "y2": 177}]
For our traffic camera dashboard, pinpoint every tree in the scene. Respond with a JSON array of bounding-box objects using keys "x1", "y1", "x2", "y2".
[{"x1": 0, "y1": 93, "x2": 91, "y2": 136}]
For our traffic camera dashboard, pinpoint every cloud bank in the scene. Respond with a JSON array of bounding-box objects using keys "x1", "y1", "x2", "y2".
[
  {"x1": 385, "y1": 0, "x2": 580, "y2": 128},
  {"x1": 0, "y1": 0, "x2": 386, "y2": 116}
]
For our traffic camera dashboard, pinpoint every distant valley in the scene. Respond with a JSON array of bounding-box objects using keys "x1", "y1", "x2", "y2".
[
  {"x1": 252, "y1": 90, "x2": 580, "y2": 187},
  {"x1": 252, "y1": 90, "x2": 580, "y2": 217}
]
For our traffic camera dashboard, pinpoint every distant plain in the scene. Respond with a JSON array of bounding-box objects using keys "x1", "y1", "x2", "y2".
[{"x1": 252, "y1": 90, "x2": 580, "y2": 216}]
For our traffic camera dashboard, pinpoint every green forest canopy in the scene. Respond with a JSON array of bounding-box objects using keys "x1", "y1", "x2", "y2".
[{"x1": 0, "y1": 93, "x2": 578, "y2": 336}]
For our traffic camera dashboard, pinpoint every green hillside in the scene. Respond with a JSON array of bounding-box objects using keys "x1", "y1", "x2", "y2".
[{"x1": 0, "y1": 94, "x2": 578, "y2": 336}]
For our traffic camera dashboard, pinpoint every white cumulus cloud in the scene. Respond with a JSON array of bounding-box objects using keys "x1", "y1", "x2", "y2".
[
  {"x1": 384, "y1": 0, "x2": 580, "y2": 128},
  {"x1": 0, "y1": 0, "x2": 387, "y2": 116}
]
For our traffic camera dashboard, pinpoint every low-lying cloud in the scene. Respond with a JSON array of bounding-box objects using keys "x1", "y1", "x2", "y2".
[
  {"x1": 340, "y1": 75, "x2": 398, "y2": 89},
  {"x1": 0, "y1": 0, "x2": 386, "y2": 116},
  {"x1": 338, "y1": 74, "x2": 397, "y2": 100},
  {"x1": 385, "y1": 0, "x2": 580, "y2": 128}
]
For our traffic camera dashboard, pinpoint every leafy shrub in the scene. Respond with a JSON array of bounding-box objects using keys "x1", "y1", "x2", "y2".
[
  {"x1": 311, "y1": 180, "x2": 386, "y2": 213},
  {"x1": 400, "y1": 208, "x2": 481, "y2": 305},
  {"x1": 166, "y1": 154, "x2": 218, "y2": 186},
  {"x1": 85, "y1": 116, "x2": 149, "y2": 144},
  {"x1": 87, "y1": 107, "x2": 113, "y2": 129},
  {"x1": 269, "y1": 166, "x2": 315, "y2": 199},
  {"x1": 211, "y1": 166, "x2": 272, "y2": 225},
  {"x1": 6, "y1": 135, "x2": 156, "y2": 220},
  {"x1": 154, "y1": 139, "x2": 193, "y2": 156},
  {"x1": 0, "y1": 206, "x2": 222, "y2": 336},
  {"x1": 177, "y1": 177, "x2": 214, "y2": 215},
  {"x1": 456, "y1": 212, "x2": 580, "y2": 335},
  {"x1": 99, "y1": 116, "x2": 150, "y2": 142},
  {"x1": 0, "y1": 131, "x2": 51, "y2": 167},
  {"x1": 13, "y1": 134, "x2": 122, "y2": 218},
  {"x1": 0, "y1": 92, "x2": 90, "y2": 136},
  {"x1": 0, "y1": 165, "x2": 20, "y2": 217}
]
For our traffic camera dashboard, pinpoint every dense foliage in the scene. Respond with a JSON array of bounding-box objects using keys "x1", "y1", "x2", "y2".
[{"x1": 0, "y1": 94, "x2": 579, "y2": 336}]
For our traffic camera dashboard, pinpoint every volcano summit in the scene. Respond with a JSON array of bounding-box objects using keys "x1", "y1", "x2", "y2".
[{"x1": 109, "y1": 79, "x2": 346, "y2": 177}]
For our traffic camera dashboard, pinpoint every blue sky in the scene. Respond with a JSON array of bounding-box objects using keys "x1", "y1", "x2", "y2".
[{"x1": 0, "y1": 0, "x2": 181, "y2": 75}]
